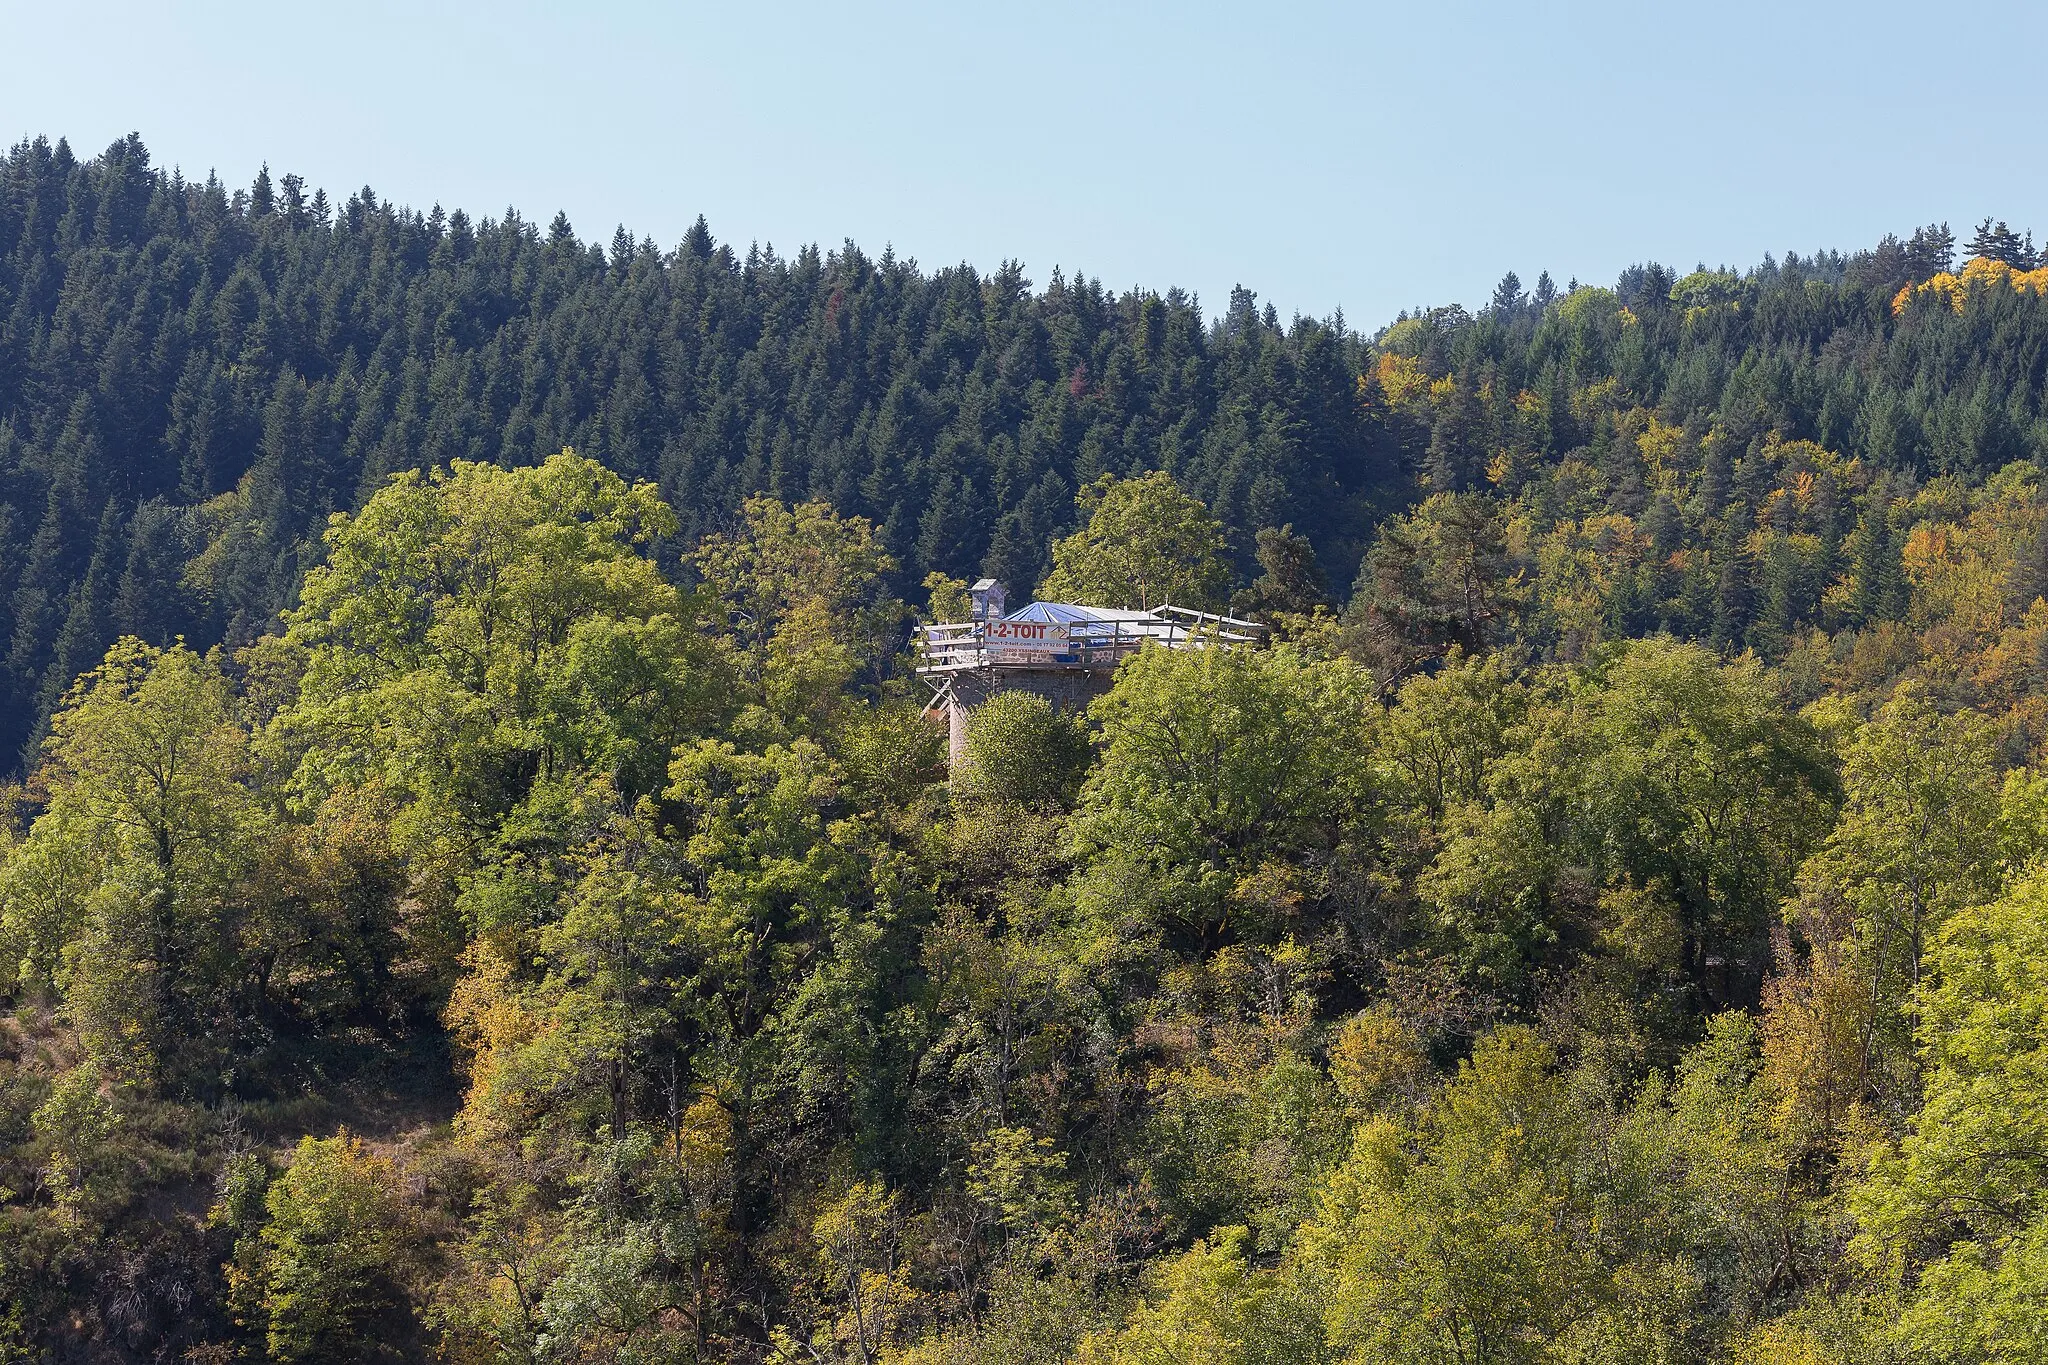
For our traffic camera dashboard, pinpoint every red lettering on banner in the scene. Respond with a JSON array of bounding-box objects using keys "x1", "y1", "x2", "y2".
[{"x1": 982, "y1": 621, "x2": 1069, "y2": 650}]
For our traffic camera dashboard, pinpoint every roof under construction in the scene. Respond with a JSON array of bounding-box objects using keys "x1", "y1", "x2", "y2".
[
  {"x1": 917, "y1": 600, "x2": 1265, "y2": 675},
  {"x1": 1002, "y1": 602, "x2": 1164, "y2": 626}
]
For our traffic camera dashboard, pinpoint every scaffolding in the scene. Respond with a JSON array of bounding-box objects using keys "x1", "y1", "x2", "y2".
[
  {"x1": 917, "y1": 601, "x2": 1266, "y2": 759},
  {"x1": 917, "y1": 603, "x2": 1266, "y2": 678}
]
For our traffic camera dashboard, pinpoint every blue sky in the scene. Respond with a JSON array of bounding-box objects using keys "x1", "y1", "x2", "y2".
[{"x1": 3, "y1": 1, "x2": 2036, "y2": 328}]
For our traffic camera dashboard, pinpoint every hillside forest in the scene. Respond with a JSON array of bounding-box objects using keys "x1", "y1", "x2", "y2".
[{"x1": 6, "y1": 134, "x2": 2048, "y2": 1362}]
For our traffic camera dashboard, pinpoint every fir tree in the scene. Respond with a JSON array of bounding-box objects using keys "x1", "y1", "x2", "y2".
[
  {"x1": 1851, "y1": 483, "x2": 1909, "y2": 625},
  {"x1": 249, "y1": 162, "x2": 274, "y2": 217},
  {"x1": 1490, "y1": 271, "x2": 1525, "y2": 316},
  {"x1": 1905, "y1": 222, "x2": 1955, "y2": 278}
]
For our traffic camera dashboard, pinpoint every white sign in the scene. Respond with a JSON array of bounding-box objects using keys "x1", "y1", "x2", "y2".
[{"x1": 982, "y1": 620, "x2": 1070, "y2": 652}]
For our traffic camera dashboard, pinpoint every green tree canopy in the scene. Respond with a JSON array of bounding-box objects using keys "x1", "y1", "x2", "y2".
[
  {"x1": 233, "y1": 1133, "x2": 420, "y2": 1363},
  {"x1": 690, "y1": 495, "x2": 905, "y2": 733},
  {"x1": 1081, "y1": 644, "x2": 1373, "y2": 944},
  {"x1": 1039, "y1": 473, "x2": 1231, "y2": 611},
  {"x1": 284, "y1": 449, "x2": 724, "y2": 819},
  {"x1": 1853, "y1": 867, "x2": 2048, "y2": 1362},
  {"x1": 956, "y1": 692, "x2": 1093, "y2": 811},
  {"x1": 2, "y1": 639, "x2": 259, "y2": 1080}
]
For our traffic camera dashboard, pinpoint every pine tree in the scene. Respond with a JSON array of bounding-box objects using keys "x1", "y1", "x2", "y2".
[
  {"x1": 1234, "y1": 524, "x2": 1328, "y2": 617},
  {"x1": 221, "y1": 375, "x2": 319, "y2": 641},
  {"x1": 1966, "y1": 218, "x2": 2033, "y2": 269}
]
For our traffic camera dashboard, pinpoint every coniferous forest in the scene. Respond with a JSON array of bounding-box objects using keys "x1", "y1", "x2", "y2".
[{"x1": 8, "y1": 133, "x2": 2048, "y2": 1362}]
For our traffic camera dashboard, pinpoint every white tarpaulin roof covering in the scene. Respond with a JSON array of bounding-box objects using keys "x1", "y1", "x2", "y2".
[
  {"x1": 917, "y1": 601, "x2": 1264, "y2": 677},
  {"x1": 1004, "y1": 602, "x2": 1163, "y2": 625}
]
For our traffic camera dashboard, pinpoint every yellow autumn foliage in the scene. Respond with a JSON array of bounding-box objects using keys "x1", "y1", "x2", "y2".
[
  {"x1": 1891, "y1": 256, "x2": 2048, "y2": 315},
  {"x1": 1370, "y1": 351, "x2": 1429, "y2": 407},
  {"x1": 443, "y1": 939, "x2": 545, "y2": 1147},
  {"x1": 1534, "y1": 513, "x2": 1645, "y2": 658},
  {"x1": 1634, "y1": 411, "x2": 1686, "y2": 484},
  {"x1": 1899, "y1": 473, "x2": 2040, "y2": 638}
]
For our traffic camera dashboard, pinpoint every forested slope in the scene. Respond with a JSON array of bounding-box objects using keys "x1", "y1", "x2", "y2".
[
  {"x1": 9, "y1": 133, "x2": 2048, "y2": 1363},
  {"x1": 8, "y1": 136, "x2": 2048, "y2": 765},
  {"x1": 0, "y1": 133, "x2": 1390, "y2": 768}
]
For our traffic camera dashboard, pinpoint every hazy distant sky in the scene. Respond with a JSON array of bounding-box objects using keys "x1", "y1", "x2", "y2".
[{"x1": 2, "y1": 1, "x2": 2037, "y2": 328}]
